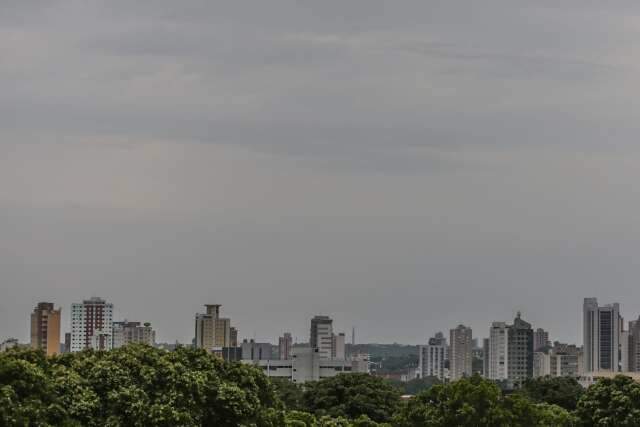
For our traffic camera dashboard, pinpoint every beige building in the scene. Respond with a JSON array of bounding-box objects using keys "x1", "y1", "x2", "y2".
[
  {"x1": 195, "y1": 304, "x2": 234, "y2": 351},
  {"x1": 30, "y1": 302, "x2": 61, "y2": 356},
  {"x1": 112, "y1": 321, "x2": 156, "y2": 348},
  {"x1": 450, "y1": 325, "x2": 473, "y2": 380}
]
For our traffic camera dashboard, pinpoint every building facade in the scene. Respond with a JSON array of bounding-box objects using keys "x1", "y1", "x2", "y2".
[
  {"x1": 30, "y1": 302, "x2": 61, "y2": 356},
  {"x1": 310, "y1": 315, "x2": 334, "y2": 360},
  {"x1": 488, "y1": 322, "x2": 509, "y2": 380},
  {"x1": 279, "y1": 332, "x2": 293, "y2": 360},
  {"x1": 70, "y1": 297, "x2": 114, "y2": 352},
  {"x1": 419, "y1": 332, "x2": 448, "y2": 381},
  {"x1": 245, "y1": 347, "x2": 370, "y2": 384},
  {"x1": 449, "y1": 325, "x2": 473, "y2": 380},
  {"x1": 507, "y1": 313, "x2": 534, "y2": 381},
  {"x1": 241, "y1": 339, "x2": 273, "y2": 361},
  {"x1": 533, "y1": 328, "x2": 550, "y2": 351},
  {"x1": 583, "y1": 298, "x2": 621, "y2": 373},
  {"x1": 195, "y1": 304, "x2": 233, "y2": 351},
  {"x1": 112, "y1": 321, "x2": 155, "y2": 348}
]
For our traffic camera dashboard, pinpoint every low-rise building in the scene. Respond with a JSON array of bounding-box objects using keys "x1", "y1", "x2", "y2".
[{"x1": 244, "y1": 347, "x2": 370, "y2": 384}]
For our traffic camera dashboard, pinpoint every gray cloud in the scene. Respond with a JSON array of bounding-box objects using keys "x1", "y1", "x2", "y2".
[{"x1": 2, "y1": 1, "x2": 640, "y2": 345}]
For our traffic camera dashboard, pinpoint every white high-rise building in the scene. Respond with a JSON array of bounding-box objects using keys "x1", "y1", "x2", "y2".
[
  {"x1": 419, "y1": 332, "x2": 447, "y2": 381},
  {"x1": 310, "y1": 316, "x2": 334, "y2": 360},
  {"x1": 449, "y1": 325, "x2": 473, "y2": 380},
  {"x1": 583, "y1": 298, "x2": 622, "y2": 373},
  {"x1": 70, "y1": 297, "x2": 114, "y2": 352},
  {"x1": 488, "y1": 322, "x2": 508, "y2": 380}
]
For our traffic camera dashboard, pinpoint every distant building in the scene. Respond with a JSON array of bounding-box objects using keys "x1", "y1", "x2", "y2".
[
  {"x1": 507, "y1": 313, "x2": 533, "y2": 381},
  {"x1": 229, "y1": 327, "x2": 238, "y2": 347},
  {"x1": 533, "y1": 328, "x2": 550, "y2": 351},
  {"x1": 583, "y1": 298, "x2": 621, "y2": 373},
  {"x1": 534, "y1": 343, "x2": 579, "y2": 378},
  {"x1": 63, "y1": 333, "x2": 71, "y2": 353},
  {"x1": 419, "y1": 332, "x2": 447, "y2": 381},
  {"x1": 488, "y1": 322, "x2": 508, "y2": 380},
  {"x1": 279, "y1": 332, "x2": 293, "y2": 360},
  {"x1": 487, "y1": 313, "x2": 534, "y2": 382},
  {"x1": 70, "y1": 297, "x2": 114, "y2": 352},
  {"x1": 244, "y1": 347, "x2": 369, "y2": 384},
  {"x1": 0, "y1": 338, "x2": 19, "y2": 352},
  {"x1": 333, "y1": 333, "x2": 346, "y2": 360},
  {"x1": 194, "y1": 304, "x2": 234, "y2": 351},
  {"x1": 112, "y1": 321, "x2": 155, "y2": 348},
  {"x1": 449, "y1": 325, "x2": 473, "y2": 380},
  {"x1": 628, "y1": 317, "x2": 640, "y2": 372},
  {"x1": 310, "y1": 316, "x2": 334, "y2": 360},
  {"x1": 30, "y1": 302, "x2": 61, "y2": 356},
  {"x1": 482, "y1": 338, "x2": 490, "y2": 377},
  {"x1": 241, "y1": 339, "x2": 272, "y2": 361}
]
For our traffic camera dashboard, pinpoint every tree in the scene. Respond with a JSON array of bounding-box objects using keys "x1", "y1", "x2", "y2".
[
  {"x1": 575, "y1": 375, "x2": 640, "y2": 426},
  {"x1": 272, "y1": 377, "x2": 305, "y2": 411},
  {"x1": 394, "y1": 374, "x2": 510, "y2": 427},
  {"x1": 519, "y1": 376, "x2": 584, "y2": 410},
  {"x1": 303, "y1": 373, "x2": 401, "y2": 423},
  {"x1": 0, "y1": 345, "x2": 284, "y2": 426},
  {"x1": 402, "y1": 376, "x2": 440, "y2": 395}
]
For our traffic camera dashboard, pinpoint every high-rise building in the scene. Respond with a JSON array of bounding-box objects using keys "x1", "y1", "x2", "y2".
[
  {"x1": 507, "y1": 313, "x2": 533, "y2": 381},
  {"x1": 333, "y1": 333, "x2": 346, "y2": 360},
  {"x1": 279, "y1": 332, "x2": 293, "y2": 360},
  {"x1": 70, "y1": 297, "x2": 113, "y2": 352},
  {"x1": 482, "y1": 338, "x2": 490, "y2": 377},
  {"x1": 310, "y1": 315, "x2": 334, "y2": 360},
  {"x1": 449, "y1": 325, "x2": 473, "y2": 380},
  {"x1": 533, "y1": 342, "x2": 580, "y2": 378},
  {"x1": 30, "y1": 302, "x2": 61, "y2": 356},
  {"x1": 583, "y1": 298, "x2": 622, "y2": 373},
  {"x1": 230, "y1": 327, "x2": 238, "y2": 347},
  {"x1": 419, "y1": 332, "x2": 447, "y2": 381},
  {"x1": 112, "y1": 321, "x2": 155, "y2": 348},
  {"x1": 533, "y1": 328, "x2": 550, "y2": 351},
  {"x1": 195, "y1": 305, "x2": 233, "y2": 351},
  {"x1": 487, "y1": 314, "x2": 534, "y2": 382},
  {"x1": 629, "y1": 318, "x2": 640, "y2": 372},
  {"x1": 488, "y1": 322, "x2": 508, "y2": 380}
]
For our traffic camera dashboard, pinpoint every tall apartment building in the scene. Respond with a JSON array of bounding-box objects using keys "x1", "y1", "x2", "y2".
[
  {"x1": 419, "y1": 332, "x2": 447, "y2": 381},
  {"x1": 30, "y1": 302, "x2": 61, "y2": 356},
  {"x1": 488, "y1": 322, "x2": 509, "y2": 380},
  {"x1": 487, "y1": 314, "x2": 533, "y2": 382},
  {"x1": 507, "y1": 313, "x2": 534, "y2": 381},
  {"x1": 310, "y1": 316, "x2": 334, "y2": 360},
  {"x1": 194, "y1": 304, "x2": 233, "y2": 351},
  {"x1": 333, "y1": 333, "x2": 346, "y2": 360},
  {"x1": 533, "y1": 328, "x2": 550, "y2": 351},
  {"x1": 112, "y1": 321, "x2": 156, "y2": 348},
  {"x1": 583, "y1": 298, "x2": 622, "y2": 373},
  {"x1": 230, "y1": 327, "x2": 238, "y2": 347},
  {"x1": 279, "y1": 332, "x2": 293, "y2": 360},
  {"x1": 70, "y1": 297, "x2": 113, "y2": 352},
  {"x1": 628, "y1": 318, "x2": 640, "y2": 372},
  {"x1": 482, "y1": 338, "x2": 490, "y2": 377},
  {"x1": 449, "y1": 325, "x2": 473, "y2": 380}
]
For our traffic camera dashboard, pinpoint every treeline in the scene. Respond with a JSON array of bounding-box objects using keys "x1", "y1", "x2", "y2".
[{"x1": 1, "y1": 345, "x2": 639, "y2": 426}]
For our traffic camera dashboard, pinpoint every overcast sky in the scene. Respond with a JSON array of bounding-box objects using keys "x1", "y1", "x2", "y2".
[{"x1": 2, "y1": 1, "x2": 640, "y2": 345}]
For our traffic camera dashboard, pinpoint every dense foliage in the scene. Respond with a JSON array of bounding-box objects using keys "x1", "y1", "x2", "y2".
[
  {"x1": 3, "y1": 346, "x2": 640, "y2": 426},
  {"x1": 303, "y1": 373, "x2": 401, "y2": 423},
  {"x1": 519, "y1": 376, "x2": 584, "y2": 410}
]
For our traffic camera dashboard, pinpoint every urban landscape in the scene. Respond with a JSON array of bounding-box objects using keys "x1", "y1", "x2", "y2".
[{"x1": 3, "y1": 297, "x2": 639, "y2": 388}]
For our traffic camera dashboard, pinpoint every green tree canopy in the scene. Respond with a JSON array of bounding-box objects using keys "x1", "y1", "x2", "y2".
[
  {"x1": 519, "y1": 376, "x2": 584, "y2": 410},
  {"x1": 303, "y1": 373, "x2": 401, "y2": 423},
  {"x1": 575, "y1": 375, "x2": 640, "y2": 427}
]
